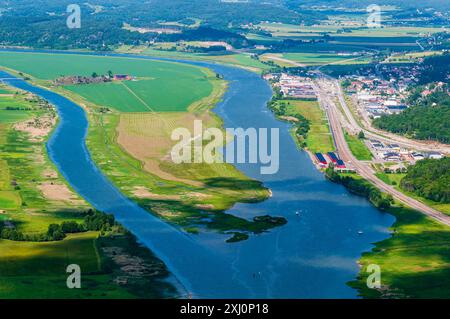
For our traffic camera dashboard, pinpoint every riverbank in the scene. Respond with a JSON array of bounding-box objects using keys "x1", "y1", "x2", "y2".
[
  {"x1": 325, "y1": 170, "x2": 450, "y2": 298},
  {"x1": 0, "y1": 84, "x2": 176, "y2": 298}
]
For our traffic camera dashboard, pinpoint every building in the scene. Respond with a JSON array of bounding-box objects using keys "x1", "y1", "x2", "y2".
[
  {"x1": 114, "y1": 74, "x2": 132, "y2": 81},
  {"x1": 427, "y1": 152, "x2": 444, "y2": 160},
  {"x1": 315, "y1": 153, "x2": 328, "y2": 167}
]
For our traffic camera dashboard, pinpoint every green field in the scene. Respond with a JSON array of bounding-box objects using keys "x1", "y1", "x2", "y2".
[
  {"x1": 257, "y1": 22, "x2": 446, "y2": 38},
  {"x1": 281, "y1": 53, "x2": 372, "y2": 66},
  {"x1": 344, "y1": 132, "x2": 373, "y2": 161},
  {"x1": 0, "y1": 95, "x2": 37, "y2": 124},
  {"x1": 331, "y1": 173, "x2": 450, "y2": 298},
  {"x1": 0, "y1": 86, "x2": 11, "y2": 94},
  {"x1": 0, "y1": 51, "x2": 214, "y2": 112},
  {"x1": 283, "y1": 99, "x2": 334, "y2": 153},
  {"x1": 120, "y1": 46, "x2": 272, "y2": 72}
]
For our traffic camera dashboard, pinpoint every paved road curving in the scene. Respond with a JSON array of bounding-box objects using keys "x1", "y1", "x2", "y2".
[{"x1": 315, "y1": 79, "x2": 450, "y2": 227}]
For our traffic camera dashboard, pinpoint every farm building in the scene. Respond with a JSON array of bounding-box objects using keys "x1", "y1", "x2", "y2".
[
  {"x1": 327, "y1": 152, "x2": 339, "y2": 164},
  {"x1": 114, "y1": 74, "x2": 132, "y2": 81}
]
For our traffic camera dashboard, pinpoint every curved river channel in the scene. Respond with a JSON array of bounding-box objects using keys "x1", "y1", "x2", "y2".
[{"x1": 0, "y1": 50, "x2": 395, "y2": 298}]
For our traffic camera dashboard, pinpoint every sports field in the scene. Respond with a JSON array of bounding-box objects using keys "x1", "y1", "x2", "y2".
[{"x1": 0, "y1": 51, "x2": 214, "y2": 112}]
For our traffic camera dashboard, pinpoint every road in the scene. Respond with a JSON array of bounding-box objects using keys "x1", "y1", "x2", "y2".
[
  {"x1": 314, "y1": 79, "x2": 450, "y2": 227},
  {"x1": 318, "y1": 75, "x2": 450, "y2": 154}
]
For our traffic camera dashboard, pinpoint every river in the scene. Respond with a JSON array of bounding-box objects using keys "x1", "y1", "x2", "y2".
[{"x1": 0, "y1": 50, "x2": 395, "y2": 298}]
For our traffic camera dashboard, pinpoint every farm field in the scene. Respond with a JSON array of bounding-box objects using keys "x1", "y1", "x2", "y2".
[
  {"x1": 0, "y1": 85, "x2": 12, "y2": 94},
  {"x1": 261, "y1": 53, "x2": 372, "y2": 67},
  {"x1": 385, "y1": 50, "x2": 444, "y2": 63},
  {"x1": 0, "y1": 51, "x2": 214, "y2": 112},
  {"x1": 125, "y1": 46, "x2": 271, "y2": 72},
  {"x1": 256, "y1": 22, "x2": 446, "y2": 38},
  {"x1": 0, "y1": 51, "x2": 283, "y2": 242},
  {"x1": 85, "y1": 102, "x2": 279, "y2": 240}
]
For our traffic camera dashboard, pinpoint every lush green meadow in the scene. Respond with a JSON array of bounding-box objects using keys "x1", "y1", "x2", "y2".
[{"x1": 0, "y1": 51, "x2": 214, "y2": 112}]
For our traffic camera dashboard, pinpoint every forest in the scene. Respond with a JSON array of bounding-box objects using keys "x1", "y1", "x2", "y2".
[
  {"x1": 401, "y1": 158, "x2": 450, "y2": 203},
  {"x1": 0, "y1": 0, "x2": 321, "y2": 50},
  {"x1": 373, "y1": 86, "x2": 450, "y2": 144}
]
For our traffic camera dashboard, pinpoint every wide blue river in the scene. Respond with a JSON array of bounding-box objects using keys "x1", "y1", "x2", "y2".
[{"x1": 0, "y1": 50, "x2": 395, "y2": 298}]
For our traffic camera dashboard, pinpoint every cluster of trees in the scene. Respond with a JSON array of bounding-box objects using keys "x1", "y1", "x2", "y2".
[
  {"x1": 185, "y1": 45, "x2": 227, "y2": 53},
  {"x1": 0, "y1": 209, "x2": 119, "y2": 242},
  {"x1": 418, "y1": 53, "x2": 450, "y2": 85},
  {"x1": 401, "y1": 158, "x2": 450, "y2": 203},
  {"x1": 326, "y1": 168, "x2": 394, "y2": 211},
  {"x1": 373, "y1": 86, "x2": 450, "y2": 144}
]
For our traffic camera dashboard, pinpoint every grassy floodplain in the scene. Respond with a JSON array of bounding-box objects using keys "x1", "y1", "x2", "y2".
[
  {"x1": 0, "y1": 88, "x2": 175, "y2": 298},
  {"x1": 271, "y1": 99, "x2": 334, "y2": 153},
  {"x1": 328, "y1": 173, "x2": 450, "y2": 298},
  {"x1": 0, "y1": 51, "x2": 284, "y2": 242}
]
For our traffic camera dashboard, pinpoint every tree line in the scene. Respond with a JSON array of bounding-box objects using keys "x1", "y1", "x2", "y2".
[
  {"x1": 0, "y1": 209, "x2": 121, "y2": 242},
  {"x1": 373, "y1": 85, "x2": 450, "y2": 144}
]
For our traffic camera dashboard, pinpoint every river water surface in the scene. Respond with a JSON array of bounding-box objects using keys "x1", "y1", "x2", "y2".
[{"x1": 0, "y1": 51, "x2": 395, "y2": 298}]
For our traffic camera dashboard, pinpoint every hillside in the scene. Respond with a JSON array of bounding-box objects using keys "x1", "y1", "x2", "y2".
[
  {"x1": 373, "y1": 88, "x2": 450, "y2": 144},
  {"x1": 401, "y1": 158, "x2": 450, "y2": 203}
]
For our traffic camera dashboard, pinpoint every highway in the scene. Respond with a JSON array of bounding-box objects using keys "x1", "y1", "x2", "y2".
[
  {"x1": 314, "y1": 78, "x2": 450, "y2": 227},
  {"x1": 318, "y1": 75, "x2": 450, "y2": 154}
]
